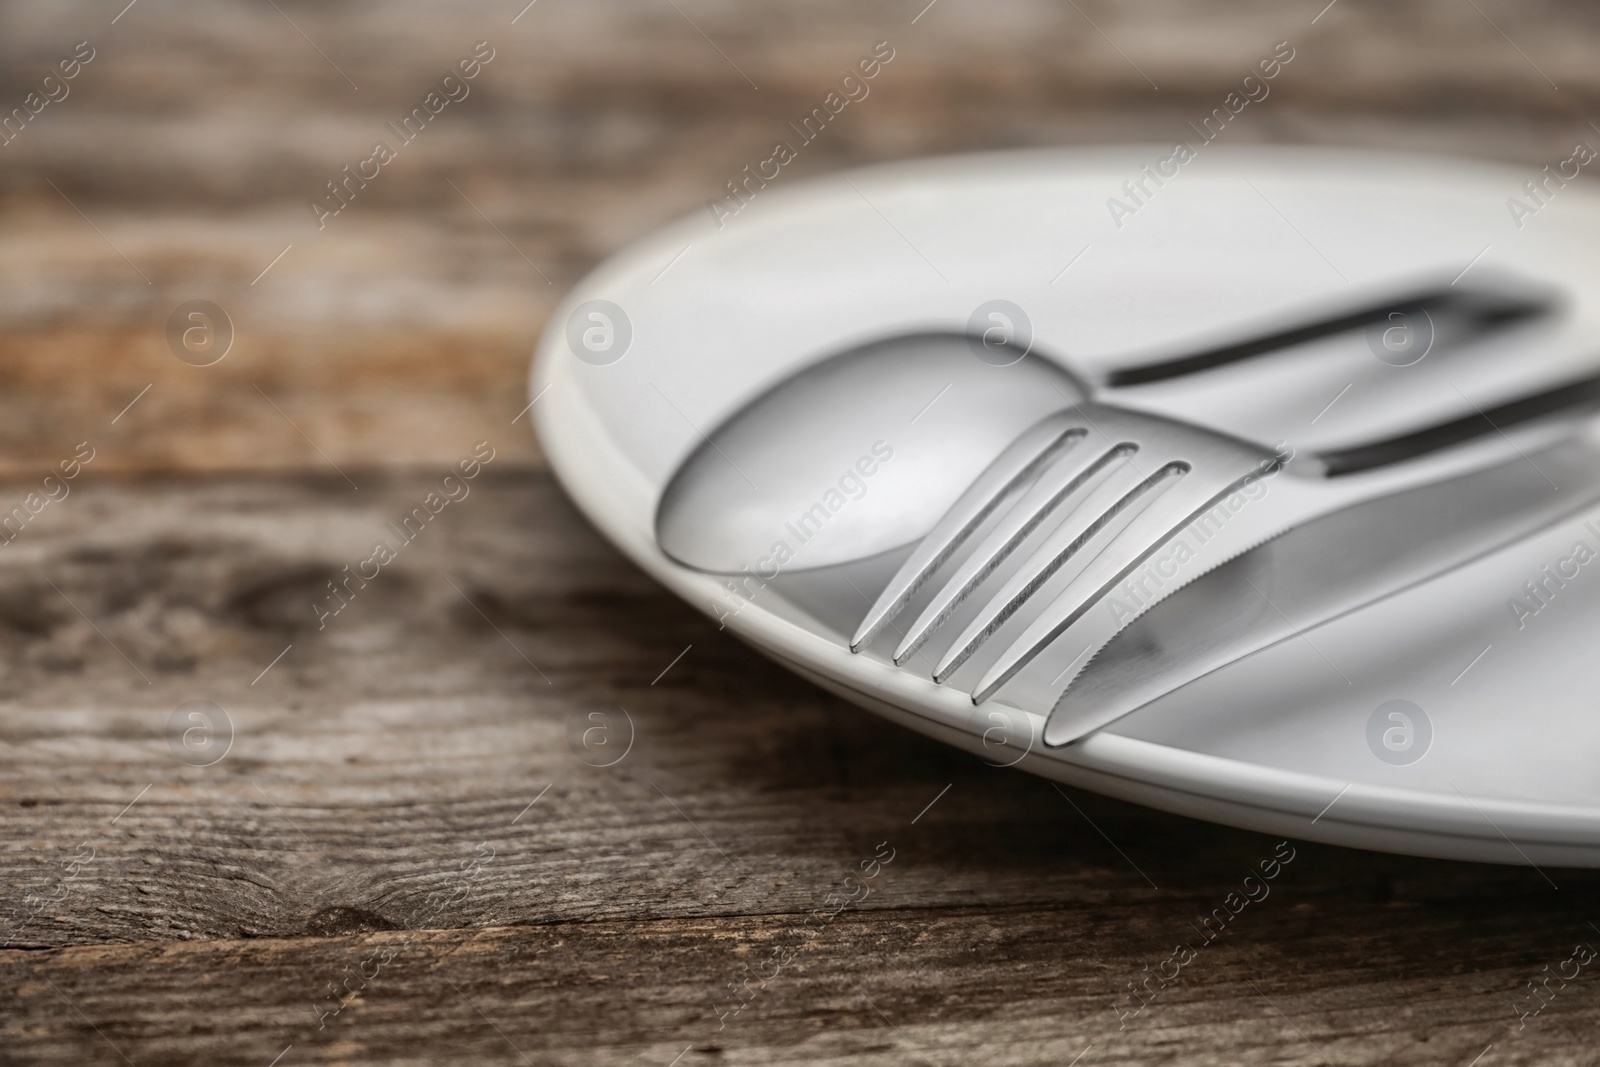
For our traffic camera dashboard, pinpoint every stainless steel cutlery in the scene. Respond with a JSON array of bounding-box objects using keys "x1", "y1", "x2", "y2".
[{"x1": 658, "y1": 273, "x2": 1600, "y2": 722}]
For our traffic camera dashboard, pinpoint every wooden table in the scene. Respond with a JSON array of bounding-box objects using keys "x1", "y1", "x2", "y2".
[{"x1": 5, "y1": 1, "x2": 1600, "y2": 1063}]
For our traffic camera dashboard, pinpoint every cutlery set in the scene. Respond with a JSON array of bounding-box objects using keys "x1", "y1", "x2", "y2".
[{"x1": 534, "y1": 147, "x2": 1600, "y2": 864}]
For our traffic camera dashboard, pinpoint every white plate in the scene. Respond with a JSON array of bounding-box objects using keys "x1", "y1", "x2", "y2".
[{"x1": 532, "y1": 147, "x2": 1600, "y2": 866}]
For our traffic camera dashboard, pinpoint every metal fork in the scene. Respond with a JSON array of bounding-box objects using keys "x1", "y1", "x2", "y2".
[
  {"x1": 849, "y1": 360, "x2": 1600, "y2": 705},
  {"x1": 850, "y1": 404, "x2": 1279, "y2": 701}
]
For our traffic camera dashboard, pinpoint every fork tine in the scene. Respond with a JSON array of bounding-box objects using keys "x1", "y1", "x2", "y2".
[
  {"x1": 968, "y1": 460, "x2": 1276, "y2": 704},
  {"x1": 893, "y1": 440, "x2": 1136, "y2": 665},
  {"x1": 930, "y1": 459, "x2": 1185, "y2": 684},
  {"x1": 849, "y1": 411, "x2": 1084, "y2": 652}
]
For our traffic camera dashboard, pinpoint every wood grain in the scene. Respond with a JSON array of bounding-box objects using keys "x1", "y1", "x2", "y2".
[
  {"x1": 1, "y1": 0, "x2": 1598, "y2": 475},
  {"x1": 3, "y1": 472, "x2": 1600, "y2": 1065}
]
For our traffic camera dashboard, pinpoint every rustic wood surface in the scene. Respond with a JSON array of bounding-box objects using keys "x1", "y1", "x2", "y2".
[
  {"x1": 6, "y1": 1, "x2": 1600, "y2": 1064},
  {"x1": 1, "y1": 0, "x2": 1598, "y2": 479},
  {"x1": 6, "y1": 473, "x2": 1600, "y2": 1067}
]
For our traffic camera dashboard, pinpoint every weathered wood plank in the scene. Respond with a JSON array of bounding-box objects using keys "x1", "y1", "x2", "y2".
[
  {"x1": 8, "y1": 902, "x2": 1600, "y2": 1066},
  {"x1": 1, "y1": 0, "x2": 1597, "y2": 476},
  {"x1": 3, "y1": 473, "x2": 1600, "y2": 1065}
]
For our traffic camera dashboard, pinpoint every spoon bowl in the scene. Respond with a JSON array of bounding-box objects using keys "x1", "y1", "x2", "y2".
[{"x1": 655, "y1": 333, "x2": 1085, "y2": 574}]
